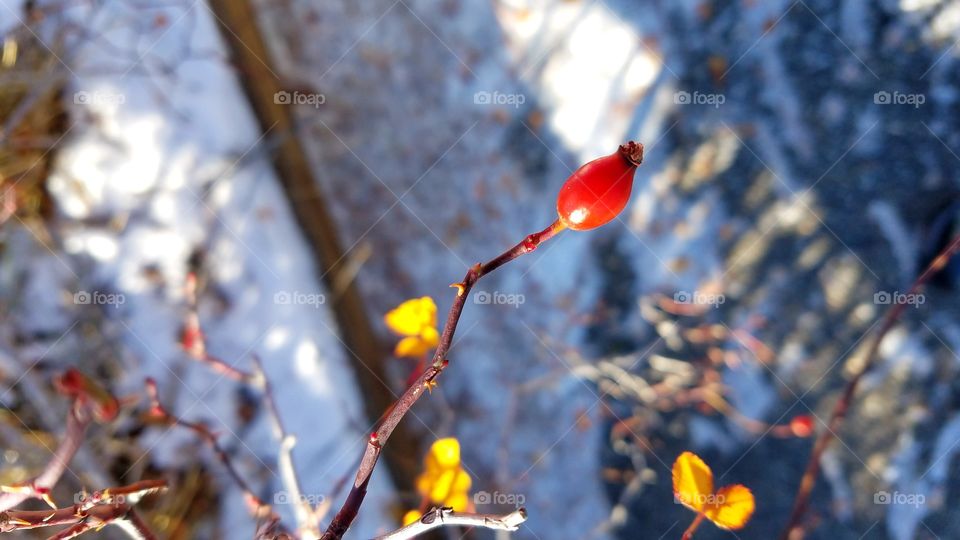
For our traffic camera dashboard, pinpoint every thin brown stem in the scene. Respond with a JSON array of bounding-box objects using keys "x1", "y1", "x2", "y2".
[
  {"x1": 143, "y1": 378, "x2": 286, "y2": 532},
  {"x1": 181, "y1": 272, "x2": 253, "y2": 382},
  {"x1": 780, "y1": 233, "x2": 960, "y2": 539},
  {"x1": 321, "y1": 219, "x2": 567, "y2": 539},
  {"x1": 681, "y1": 513, "x2": 705, "y2": 540}
]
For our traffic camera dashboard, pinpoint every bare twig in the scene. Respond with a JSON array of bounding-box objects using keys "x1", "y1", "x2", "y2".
[
  {"x1": 373, "y1": 507, "x2": 528, "y2": 540},
  {"x1": 181, "y1": 270, "x2": 314, "y2": 536},
  {"x1": 780, "y1": 233, "x2": 960, "y2": 539},
  {"x1": 251, "y1": 356, "x2": 318, "y2": 537},
  {"x1": 321, "y1": 219, "x2": 567, "y2": 539},
  {"x1": 144, "y1": 379, "x2": 270, "y2": 514},
  {"x1": 181, "y1": 272, "x2": 253, "y2": 382}
]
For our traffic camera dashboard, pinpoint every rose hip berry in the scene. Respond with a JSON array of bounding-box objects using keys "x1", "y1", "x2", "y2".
[
  {"x1": 790, "y1": 415, "x2": 814, "y2": 438},
  {"x1": 556, "y1": 141, "x2": 644, "y2": 231}
]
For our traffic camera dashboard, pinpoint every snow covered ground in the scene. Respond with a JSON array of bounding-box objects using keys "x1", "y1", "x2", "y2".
[{"x1": 2, "y1": 0, "x2": 392, "y2": 537}]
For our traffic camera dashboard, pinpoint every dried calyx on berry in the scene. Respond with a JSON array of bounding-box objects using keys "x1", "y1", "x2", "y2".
[{"x1": 556, "y1": 141, "x2": 644, "y2": 231}]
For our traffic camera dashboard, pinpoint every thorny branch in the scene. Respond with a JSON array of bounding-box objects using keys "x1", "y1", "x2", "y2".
[
  {"x1": 0, "y1": 367, "x2": 163, "y2": 539},
  {"x1": 321, "y1": 219, "x2": 567, "y2": 539},
  {"x1": 780, "y1": 233, "x2": 960, "y2": 539},
  {"x1": 0, "y1": 479, "x2": 166, "y2": 539}
]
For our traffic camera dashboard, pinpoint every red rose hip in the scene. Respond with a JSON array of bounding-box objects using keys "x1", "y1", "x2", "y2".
[{"x1": 556, "y1": 141, "x2": 644, "y2": 230}]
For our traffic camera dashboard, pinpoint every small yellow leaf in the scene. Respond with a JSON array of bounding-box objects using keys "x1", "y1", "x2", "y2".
[
  {"x1": 385, "y1": 297, "x2": 437, "y2": 337},
  {"x1": 705, "y1": 484, "x2": 755, "y2": 530},
  {"x1": 386, "y1": 297, "x2": 440, "y2": 358},
  {"x1": 416, "y1": 438, "x2": 472, "y2": 507},
  {"x1": 402, "y1": 509, "x2": 422, "y2": 526},
  {"x1": 445, "y1": 492, "x2": 470, "y2": 512},
  {"x1": 420, "y1": 327, "x2": 440, "y2": 348},
  {"x1": 395, "y1": 336, "x2": 431, "y2": 358},
  {"x1": 672, "y1": 451, "x2": 714, "y2": 512},
  {"x1": 430, "y1": 438, "x2": 461, "y2": 469},
  {"x1": 429, "y1": 470, "x2": 458, "y2": 503},
  {"x1": 415, "y1": 473, "x2": 432, "y2": 498},
  {"x1": 452, "y1": 468, "x2": 472, "y2": 493}
]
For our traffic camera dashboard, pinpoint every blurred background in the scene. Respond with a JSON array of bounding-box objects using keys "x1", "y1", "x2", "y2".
[{"x1": 2, "y1": 0, "x2": 960, "y2": 538}]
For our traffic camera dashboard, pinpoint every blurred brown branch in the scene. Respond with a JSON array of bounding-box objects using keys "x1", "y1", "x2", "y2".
[{"x1": 781, "y1": 233, "x2": 960, "y2": 539}]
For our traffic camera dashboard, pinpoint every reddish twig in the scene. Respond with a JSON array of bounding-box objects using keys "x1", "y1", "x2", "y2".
[
  {"x1": 321, "y1": 219, "x2": 567, "y2": 539},
  {"x1": 0, "y1": 479, "x2": 166, "y2": 539},
  {"x1": 144, "y1": 379, "x2": 293, "y2": 539},
  {"x1": 181, "y1": 272, "x2": 253, "y2": 382},
  {"x1": 681, "y1": 513, "x2": 705, "y2": 540},
  {"x1": 780, "y1": 233, "x2": 960, "y2": 539},
  {"x1": 144, "y1": 380, "x2": 268, "y2": 514}
]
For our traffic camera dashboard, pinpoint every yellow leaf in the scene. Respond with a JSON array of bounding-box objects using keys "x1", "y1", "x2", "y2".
[
  {"x1": 416, "y1": 438, "x2": 472, "y2": 506},
  {"x1": 402, "y1": 510, "x2": 422, "y2": 526},
  {"x1": 427, "y1": 468, "x2": 471, "y2": 504},
  {"x1": 705, "y1": 484, "x2": 755, "y2": 530},
  {"x1": 420, "y1": 326, "x2": 440, "y2": 348},
  {"x1": 386, "y1": 297, "x2": 440, "y2": 358},
  {"x1": 415, "y1": 472, "x2": 432, "y2": 498},
  {"x1": 452, "y1": 468, "x2": 472, "y2": 493},
  {"x1": 429, "y1": 438, "x2": 461, "y2": 469},
  {"x1": 385, "y1": 297, "x2": 437, "y2": 337},
  {"x1": 445, "y1": 492, "x2": 470, "y2": 512},
  {"x1": 395, "y1": 336, "x2": 431, "y2": 358},
  {"x1": 672, "y1": 451, "x2": 714, "y2": 512},
  {"x1": 429, "y1": 470, "x2": 458, "y2": 503}
]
